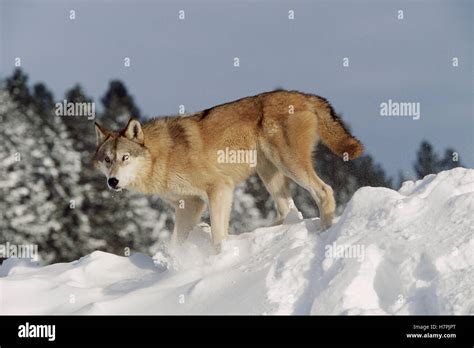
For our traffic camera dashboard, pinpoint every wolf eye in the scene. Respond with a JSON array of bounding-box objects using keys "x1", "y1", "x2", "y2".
[
  {"x1": 122, "y1": 154, "x2": 130, "y2": 161},
  {"x1": 104, "y1": 156, "x2": 111, "y2": 163}
]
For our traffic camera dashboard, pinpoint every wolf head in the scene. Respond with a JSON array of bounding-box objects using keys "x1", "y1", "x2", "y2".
[{"x1": 93, "y1": 119, "x2": 150, "y2": 191}]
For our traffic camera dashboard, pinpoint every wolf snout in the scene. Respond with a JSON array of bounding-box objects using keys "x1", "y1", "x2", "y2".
[{"x1": 108, "y1": 177, "x2": 119, "y2": 189}]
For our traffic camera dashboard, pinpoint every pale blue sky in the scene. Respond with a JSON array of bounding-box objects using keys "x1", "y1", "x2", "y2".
[{"x1": 1, "y1": 0, "x2": 472, "y2": 178}]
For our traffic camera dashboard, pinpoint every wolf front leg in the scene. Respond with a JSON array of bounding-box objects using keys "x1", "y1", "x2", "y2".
[{"x1": 208, "y1": 183, "x2": 234, "y2": 251}]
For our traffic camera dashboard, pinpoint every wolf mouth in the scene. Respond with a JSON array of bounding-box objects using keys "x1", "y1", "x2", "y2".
[{"x1": 107, "y1": 184, "x2": 123, "y2": 192}]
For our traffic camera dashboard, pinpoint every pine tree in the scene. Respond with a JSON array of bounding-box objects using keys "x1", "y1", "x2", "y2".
[
  {"x1": 32, "y1": 83, "x2": 54, "y2": 115},
  {"x1": 63, "y1": 85, "x2": 96, "y2": 157},
  {"x1": 231, "y1": 177, "x2": 273, "y2": 233},
  {"x1": 414, "y1": 141, "x2": 439, "y2": 179},
  {"x1": 414, "y1": 140, "x2": 463, "y2": 179},
  {"x1": 438, "y1": 148, "x2": 462, "y2": 172},
  {"x1": 0, "y1": 89, "x2": 94, "y2": 263},
  {"x1": 6, "y1": 68, "x2": 32, "y2": 108},
  {"x1": 100, "y1": 80, "x2": 141, "y2": 128}
]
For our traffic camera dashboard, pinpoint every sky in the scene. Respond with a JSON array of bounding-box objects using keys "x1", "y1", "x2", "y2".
[{"x1": 1, "y1": 0, "x2": 472, "y2": 178}]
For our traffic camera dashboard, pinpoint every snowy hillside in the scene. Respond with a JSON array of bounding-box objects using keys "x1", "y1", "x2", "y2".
[{"x1": 1, "y1": 168, "x2": 473, "y2": 315}]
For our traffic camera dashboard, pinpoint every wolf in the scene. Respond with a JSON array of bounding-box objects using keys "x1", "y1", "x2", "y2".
[{"x1": 93, "y1": 90, "x2": 363, "y2": 250}]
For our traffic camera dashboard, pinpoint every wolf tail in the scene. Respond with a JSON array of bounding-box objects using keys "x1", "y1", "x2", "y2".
[{"x1": 313, "y1": 97, "x2": 364, "y2": 160}]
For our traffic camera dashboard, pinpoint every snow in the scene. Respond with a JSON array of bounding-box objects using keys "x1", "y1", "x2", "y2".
[{"x1": 1, "y1": 168, "x2": 473, "y2": 315}]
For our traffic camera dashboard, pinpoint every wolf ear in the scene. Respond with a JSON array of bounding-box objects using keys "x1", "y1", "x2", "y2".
[
  {"x1": 95, "y1": 122, "x2": 109, "y2": 146},
  {"x1": 123, "y1": 118, "x2": 144, "y2": 145}
]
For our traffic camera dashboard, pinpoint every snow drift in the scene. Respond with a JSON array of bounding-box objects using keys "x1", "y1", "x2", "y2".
[{"x1": 1, "y1": 168, "x2": 473, "y2": 315}]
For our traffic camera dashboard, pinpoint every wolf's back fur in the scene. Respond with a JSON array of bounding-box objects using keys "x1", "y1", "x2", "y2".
[
  {"x1": 140, "y1": 90, "x2": 362, "y2": 177},
  {"x1": 94, "y1": 90, "x2": 363, "y2": 248}
]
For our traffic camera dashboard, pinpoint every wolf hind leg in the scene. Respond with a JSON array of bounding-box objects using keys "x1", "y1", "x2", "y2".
[
  {"x1": 285, "y1": 163, "x2": 335, "y2": 230},
  {"x1": 296, "y1": 169, "x2": 335, "y2": 230},
  {"x1": 261, "y1": 142, "x2": 335, "y2": 230},
  {"x1": 256, "y1": 155, "x2": 294, "y2": 225}
]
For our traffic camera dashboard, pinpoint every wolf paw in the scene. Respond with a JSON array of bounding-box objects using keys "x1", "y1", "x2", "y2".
[{"x1": 320, "y1": 214, "x2": 334, "y2": 231}]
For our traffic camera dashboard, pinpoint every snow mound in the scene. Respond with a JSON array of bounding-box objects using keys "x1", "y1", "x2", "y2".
[{"x1": 1, "y1": 168, "x2": 473, "y2": 315}]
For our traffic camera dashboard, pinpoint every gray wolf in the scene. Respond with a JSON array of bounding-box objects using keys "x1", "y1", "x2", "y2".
[{"x1": 93, "y1": 90, "x2": 363, "y2": 250}]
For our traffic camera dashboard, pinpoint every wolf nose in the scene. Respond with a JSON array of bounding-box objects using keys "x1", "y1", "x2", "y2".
[{"x1": 108, "y1": 177, "x2": 119, "y2": 189}]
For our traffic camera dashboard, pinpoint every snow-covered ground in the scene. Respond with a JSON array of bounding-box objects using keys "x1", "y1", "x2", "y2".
[{"x1": 1, "y1": 168, "x2": 473, "y2": 315}]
